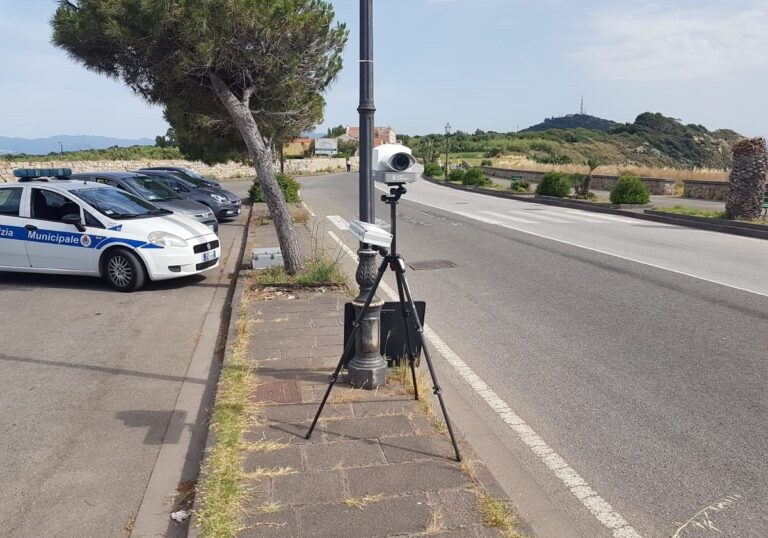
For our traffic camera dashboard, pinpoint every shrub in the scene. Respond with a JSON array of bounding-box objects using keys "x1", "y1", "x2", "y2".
[
  {"x1": 249, "y1": 173, "x2": 301, "y2": 203},
  {"x1": 610, "y1": 174, "x2": 650, "y2": 204},
  {"x1": 462, "y1": 167, "x2": 492, "y2": 187},
  {"x1": 481, "y1": 159, "x2": 493, "y2": 167},
  {"x1": 484, "y1": 148, "x2": 503, "y2": 158},
  {"x1": 448, "y1": 169, "x2": 466, "y2": 182},
  {"x1": 424, "y1": 163, "x2": 444, "y2": 178},
  {"x1": 535, "y1": 171, "x2": 572, "y2": 198},
  {"x1": 510, "y1": 179, "x2": 530, "y2": 193}
]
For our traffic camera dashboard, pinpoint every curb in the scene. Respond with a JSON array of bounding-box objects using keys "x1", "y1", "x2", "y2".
[{"x1": 422, "y1": 175, "x2": 768, "y2": 241}]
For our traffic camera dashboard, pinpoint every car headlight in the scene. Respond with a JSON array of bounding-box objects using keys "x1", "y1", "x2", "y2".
[
  {"x1": 148, "y1": 231, "x2": 188, "y2": 247},
  {"x1": 209, "y1": 193, "x2": 227, "y2": 203}
]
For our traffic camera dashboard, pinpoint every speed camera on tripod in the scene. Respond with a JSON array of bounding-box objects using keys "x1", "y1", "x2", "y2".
[{"x1": 372, "y1": 144, "x2": 418, "y2": 184}]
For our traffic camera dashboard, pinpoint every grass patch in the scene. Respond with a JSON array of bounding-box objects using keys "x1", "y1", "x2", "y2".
[
  {"x1": 243, "y1": 466, "x2": 297, "y2": 479},
  {"x1": 257, "y1": 502, "x2": 282, "y2": 514},
  {"x1": 193, "y1": 302, "x2": 255, "y2": 538},
  {"x1": 344, "y1": 494, "x2": 383, "y2": 510},
  {"x1": 653, "y1": 205, "x2": 727, "y2": 219},
  {"x1": 390, "y1": 362, "x2": 446, "y2": 433},
  {"x1": 476, "y1": 490, "x2": 522, "y2": 538},
  {"x1": 242, "y1": 440, "x2": 288, "y2": 453}
]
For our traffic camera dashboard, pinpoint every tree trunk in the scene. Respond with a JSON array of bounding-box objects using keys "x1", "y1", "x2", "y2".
[
  {"x1": 211, "y1": 75, "x2": 304, "y2": 274},
  {"x1": 725, "y1": 137, "x2": 768, "y2": 220},
  {"x1": 279, "y1": 144, "x2": 285, "y2": 175},
  {"x1": 580, "y1": 172, "x2": 593, "y2": 196}
]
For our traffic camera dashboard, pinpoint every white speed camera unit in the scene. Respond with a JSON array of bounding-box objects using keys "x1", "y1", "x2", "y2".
[
  {"x1": 372, "y1": 144, "x2": 417, "y2": 184},
  {"x1": 348, "y1": 220, "x2": 393, "y2": 249}
]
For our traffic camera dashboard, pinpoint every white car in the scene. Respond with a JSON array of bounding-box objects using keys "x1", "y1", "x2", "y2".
[{"x1": 0, "y1": 169, "x2": 221, "y2": 292}]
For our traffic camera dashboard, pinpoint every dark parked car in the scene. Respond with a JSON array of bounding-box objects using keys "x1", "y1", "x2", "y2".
[
  {"x1": 140, "y1": 166, "x2": 221, "y2": 187},
  {"x1": 136, "y1": 170, "x2": 242, "y2": 220},
  {"x1": 69, "y1": 171, "x2": 219, "y2": 232}
]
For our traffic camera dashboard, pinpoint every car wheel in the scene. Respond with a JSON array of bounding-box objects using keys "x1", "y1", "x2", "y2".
[{"x1": 103, "y1": 248, "x2": 146, "y2": 292}]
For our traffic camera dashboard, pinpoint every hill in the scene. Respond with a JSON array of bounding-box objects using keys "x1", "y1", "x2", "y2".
[
  {"x1": 405, "y1": 112, "x2": 741, "y2": 170},
  {"x1": 521, "y1": 114, "x2": 618, "y2": 133},
  {"x1": 0, "y1": 135, "x2": 154, "y2": 155}
]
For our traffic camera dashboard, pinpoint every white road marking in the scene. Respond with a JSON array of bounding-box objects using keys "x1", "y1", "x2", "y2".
[
  {"x1": 326, "y1": 215, "x2": 349, "y2": 231},
  {"x1": 325, "y1": 229, "x2": 643, "y2": 538},
  {"x1": 397, "y1": 195, "x2": 768, "y2": 299},
  {"x1": 559, "y1": 209, "x2": 639, "y2": 224},
  {"x1": 507, "y1": 211, "x2": 572, "y2": 224},
  {"x1": 480, "y1": 211, "x2": 538, "y2": 224},
  {"x1": 539, "y1": 210, "x2": 619, "y2": 224},
  {"x1": 301, "y1": 201, "x2": 316, "y2": 217}
]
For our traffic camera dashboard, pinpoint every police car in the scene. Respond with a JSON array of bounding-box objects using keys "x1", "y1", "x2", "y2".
[{"x1": 0, "y1": 169, "x2": 221, "y2": 292}]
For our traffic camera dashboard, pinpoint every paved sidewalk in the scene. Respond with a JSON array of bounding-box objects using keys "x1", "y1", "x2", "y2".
[{"x1": 239, "y1": 286, "x2": 521, "y2": 537}]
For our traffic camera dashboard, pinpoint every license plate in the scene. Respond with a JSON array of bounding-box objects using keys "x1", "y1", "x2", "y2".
[{"x1": 203, "y1": 250, "x2": 218, "y2": 262}]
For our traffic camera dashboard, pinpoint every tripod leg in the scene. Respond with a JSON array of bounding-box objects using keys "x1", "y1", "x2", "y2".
[
  {"x1": 397, "y1": 268, "x2": 463, "y2": 462},
  {"x1": 306, "y1": 256, "x2": 390, "y2": 439},
  {"x1": 394, "y1": 269, "x2": 419, "y2": 401}
]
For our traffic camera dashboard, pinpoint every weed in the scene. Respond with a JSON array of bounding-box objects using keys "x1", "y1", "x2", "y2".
[
  {"x1": 476, "y1": 490, "x2": 521, "y2": 538},
  {"x1": 257, "y1": 502, "x2": 282, "y2": 514},
  {"x1": 243, "y1": 467, "x2": 298, "y2": 480},
  {"x1": 242, "y1": 440, "x2": 288, "y2": 453},
  {"x1": 424, "y1": 505, "x2": 445, "y2": 535},
  {"x1": 653, "y1": 205, "x2": 727, "y2": 219},
  {"x1": 344, "y1": 494, "x2": 383, "y2": 510}
]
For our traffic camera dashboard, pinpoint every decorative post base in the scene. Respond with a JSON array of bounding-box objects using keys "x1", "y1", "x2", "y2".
[{"x1": 347, "y1": 247, "x2": 387, "y2": 389}]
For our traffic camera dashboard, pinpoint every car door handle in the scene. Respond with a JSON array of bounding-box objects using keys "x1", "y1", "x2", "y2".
[{"x1": 25, "y1": 224, "x2": 38, "y2": 232}]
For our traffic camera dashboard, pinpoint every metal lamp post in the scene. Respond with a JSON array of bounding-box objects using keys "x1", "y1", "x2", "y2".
[
  {"x1": 347, "y1": 0, "x2": 387, "y2": 389},
  {"x1": 444, "y1": 123, "x2": 451, "y2": 178}
]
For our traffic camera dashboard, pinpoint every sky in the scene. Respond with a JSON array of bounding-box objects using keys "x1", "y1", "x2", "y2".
[{"x1": 1, "y1": 0, "x2": 767, "y2": 139}]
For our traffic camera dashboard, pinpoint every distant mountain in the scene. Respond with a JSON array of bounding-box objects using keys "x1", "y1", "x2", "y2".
[
  {"x1": 522, "y1": 114, "x2": 619, "y2": 133},
  {"x1": 0, "y1": 135, "x2": 154, "y2": 156}
]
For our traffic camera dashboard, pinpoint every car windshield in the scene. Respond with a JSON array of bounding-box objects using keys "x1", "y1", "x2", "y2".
[
  {"x1": 177, "y1": 168, "x2": 204, "y2": 179},
  {"x1": 125, "y1": 175, "x2": 184, "y2": 201},
  {"x1": 174, "y1": 175, "x2": 209, "y2": 188},
  {"x1": 73, "y1": 187, "x2": 171, "y2": 220}
]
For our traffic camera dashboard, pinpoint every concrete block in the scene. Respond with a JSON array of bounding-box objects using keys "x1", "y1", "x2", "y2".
[
  {"x1": 272, "y1": 469, "x2": 346, "y2": 505},
  {"x1": 346, "y1": 460, "x2": 466, "y2": 497},
  {"x1": 303, "y1": 439, "x2": 387, "y2": 471}
]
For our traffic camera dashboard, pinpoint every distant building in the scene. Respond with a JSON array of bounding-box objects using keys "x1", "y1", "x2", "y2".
[{"x1": 345, "y1": 126, "x2": 396, "y2": 147}]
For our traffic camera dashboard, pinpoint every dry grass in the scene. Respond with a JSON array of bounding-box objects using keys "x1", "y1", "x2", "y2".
[
  {"x1": 257, "y1": 502, "x2": 282, "y2": 514},
  {"x1": 476, "y1": 490, "x2": 522, "y2": 538},
  {"x1": 290, "y1": 205, "x2": 311, "y2": 224},
  {"x1": 390, "y1": 362, "x2": 446, "y2": 433},
  {"x1": 425, "y1": 506, "x2": 445, "y2": 535},
  {"x1": 492, "y1": 155, "x2": 730, "y2": 181},
  {"x1": 242, "y1": 440, "x2": 288, "y2": 453},
  {"x1": 243, "y1": 467, "x2": 298, "y2": 480},
  {"x1": 344, "y1": 494, "x2": 384, "y2": 510},
  {"x1": 193, "y1": 299, "x2": 256, "y2": 538}
]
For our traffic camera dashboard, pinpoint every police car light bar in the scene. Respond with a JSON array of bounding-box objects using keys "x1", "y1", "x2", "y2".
[
  {"x1": 13, "y1": 168, "x2": 72, "y2": 179},
  {"x1": 348, "y1": 220, "x2": 392, "y2": 249}
]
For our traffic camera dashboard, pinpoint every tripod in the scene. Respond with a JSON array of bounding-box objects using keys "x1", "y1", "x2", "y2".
[{"x1": 306, "y1": 184, "x2": 462, "y2": 462}]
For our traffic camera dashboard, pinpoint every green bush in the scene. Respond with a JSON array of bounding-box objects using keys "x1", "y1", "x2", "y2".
[
  {"x1": 535, "y1": 171, "x2": 572, "y2": 198},
  {"x1": 481, "y1": 159, "x2": 493, "y2": 167},
  {"x1": 424, "y1": 163, "x2": 444, "y2": 178},
  {"x1": 510, "y1": 179, "x2": 530, "y2": 193},
  {"x1": 462, "y1": 167, "x2": 492, "y2": 187},
  {"x1": 484, "y1": 148, "x2": 503, "y2": 158},
  {"x1": 610, "y1": 174, "x2": 650, "y2": 204},
  {"x1": 448, "y1": 169, "x2": 466, "y2": 182},
  {"x1": 249, "y1": 173, "x2": 301, "y2": 203}
]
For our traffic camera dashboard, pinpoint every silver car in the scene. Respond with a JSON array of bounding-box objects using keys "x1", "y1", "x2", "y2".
[{"x1": 69, "y1": 172, "x2": 219, "y2": 232}]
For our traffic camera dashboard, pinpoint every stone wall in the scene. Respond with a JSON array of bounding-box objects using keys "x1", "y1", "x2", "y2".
[
  {"x1": 681, "y1": 180, "x2": 736, "y2": 201},
  {"x1": 482, "y1": 167, "x2": 676, "y2": 195},
  {"x1": 0, "y1": 156, "x2": 358, "y2": 182}
]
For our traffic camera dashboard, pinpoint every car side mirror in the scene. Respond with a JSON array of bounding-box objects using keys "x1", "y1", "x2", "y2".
[{"x1": 62, "y1": 213, "x2": 86, "y2": 233}]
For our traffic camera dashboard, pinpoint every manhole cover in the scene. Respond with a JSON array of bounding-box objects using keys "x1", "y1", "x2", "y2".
[
  {"x1": 253, "y1": 380, "x2": 302, "y2": 404},
  {"x1": 407, "y1": 259, "x2": 457, "y2": 271}
]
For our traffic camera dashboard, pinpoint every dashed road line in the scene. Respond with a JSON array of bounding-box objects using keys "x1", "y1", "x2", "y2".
[
  {"x1": 325, "y1": 228, "x2": 643, "y2": 538},
  {"x1": 326, "y1": 215, "x2": 349, "y2": 231}
]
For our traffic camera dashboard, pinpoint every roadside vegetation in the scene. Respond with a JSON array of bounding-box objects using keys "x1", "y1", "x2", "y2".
[
  {"x1": 405, "y1": 112, "x2": 739, "y2": 175},
  {"x1": 610, "y1": 174, "x2": 650, "y2": 205},
  {"x1": 0, "y1": 145, "x2": 182, "y2": 162},
  {"x1": 654, "y1": 205, "x2": 728, "y2": 219},
  {"x1": 194, "y1": 304, "x2": 254, "y2": 537},
  {"x1": 249, "y1": 173, "x2": 301, "y2": 204}
]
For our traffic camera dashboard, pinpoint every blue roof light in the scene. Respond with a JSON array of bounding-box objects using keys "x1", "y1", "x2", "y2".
[{"x1": 13, "y1": 168, "x2": 72, "y2": 179}]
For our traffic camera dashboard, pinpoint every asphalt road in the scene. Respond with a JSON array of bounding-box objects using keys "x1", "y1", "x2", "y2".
[
  {"x1": 300, "y1": 173, "x2": 768, "y2": 538},
  {"x1": 0, "y1": 181, "x2": 251, "y2": 537}
]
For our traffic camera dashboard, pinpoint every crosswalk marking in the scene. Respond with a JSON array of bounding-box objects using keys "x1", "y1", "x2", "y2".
[
  {"x1": 506, "y1": 211, "x2": 571, "y2": 224},
  {"x1": 326, "y1": 215, "x2": 349, "y2": 231},
  {"x1": 480, "y1": 211, "x2": 538, "y2": 224},
  {"x1": 559, "y1": 209, "x2": 638, "y2": 224},
  {"x1": 536, "y1": 210, "x2": 616, "y2": 223}
]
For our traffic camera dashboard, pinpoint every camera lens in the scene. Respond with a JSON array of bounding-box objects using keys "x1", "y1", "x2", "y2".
[{"x1": 391, "y1": 153, "x2": 411, "y2": 171}]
